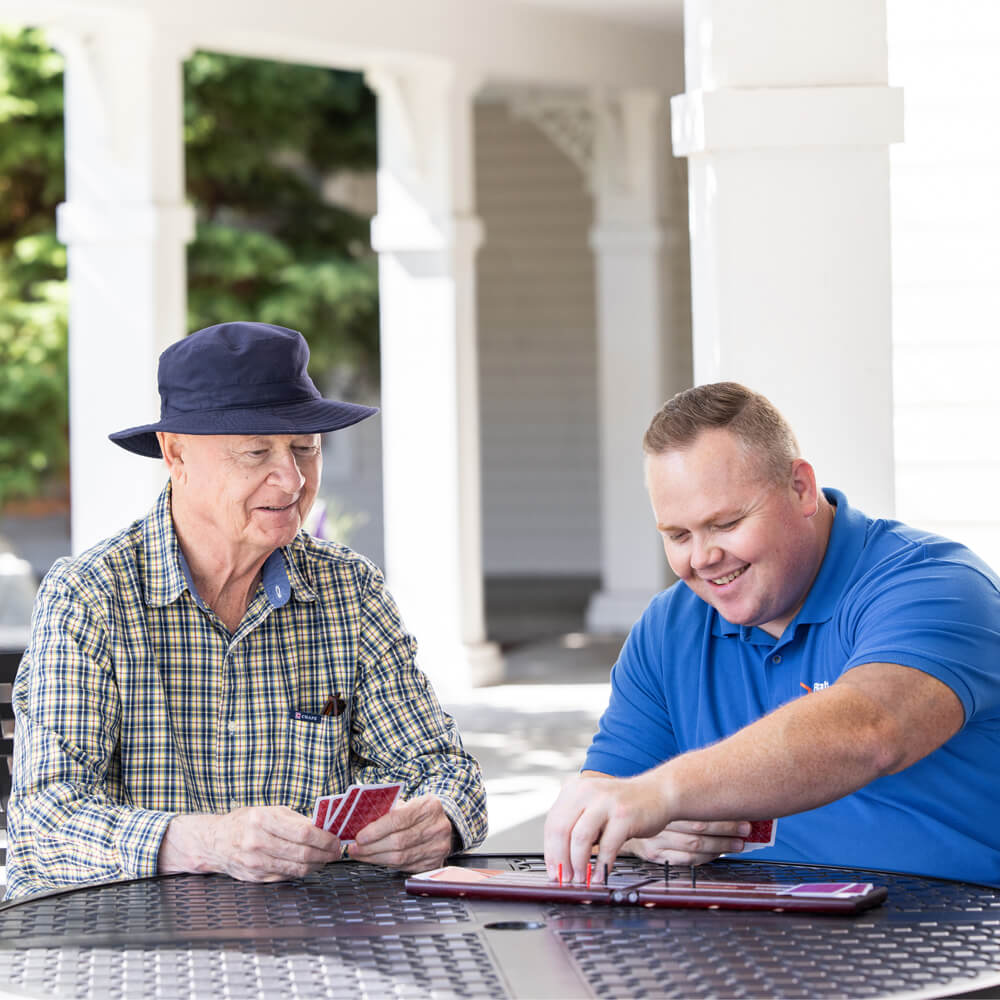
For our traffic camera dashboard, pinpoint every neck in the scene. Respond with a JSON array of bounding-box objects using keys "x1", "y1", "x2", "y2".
[
  {"x1": 170, "y1": 494, "x2": 271, "y2": 631},
  {"x1": 758, "y1": 490, "x2": 836, "y2": 639}
]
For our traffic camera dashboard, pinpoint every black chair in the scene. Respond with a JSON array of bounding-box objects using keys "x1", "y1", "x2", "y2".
[
  {"x1": 0, "y1": 650, "x2": 20, "y2": 870},
  {"x1": 0, "y1": 652, "x2": 19, "y2": 816}
]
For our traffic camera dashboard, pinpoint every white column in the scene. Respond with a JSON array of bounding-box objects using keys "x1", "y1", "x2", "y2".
[
  {"x1": 672, "y1": 0, "x2": 903, "y2": 515},
  {"x1": 586, "y1": 91, "x2": 687, "y2": 632},
  {"x1": 51, "y1": 14, "x2": 194, "y2": 553},
  {"x1": 367, "y1": 64, "x2": 503, "y2": 692}
]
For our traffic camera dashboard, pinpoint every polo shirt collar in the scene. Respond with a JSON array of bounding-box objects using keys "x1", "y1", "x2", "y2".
[
  {"x1": 142, "y1": 481, "x2": 316, "y2": 609},
  {"x1": 790, "y1": 487, "x2": 867, "y2": 626},
  {"x1": 709, "y1": 487, "x2": 867, "y2": 639}
]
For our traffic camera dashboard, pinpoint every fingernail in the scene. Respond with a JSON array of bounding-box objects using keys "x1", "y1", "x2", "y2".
[{"x1": 738, "y1": 822, "x2": 751, "y2": 836}]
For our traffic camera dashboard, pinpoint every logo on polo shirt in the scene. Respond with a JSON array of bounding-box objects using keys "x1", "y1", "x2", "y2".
[{"x1": 800, "y1": 680, "x2": 831, "y2": 693}]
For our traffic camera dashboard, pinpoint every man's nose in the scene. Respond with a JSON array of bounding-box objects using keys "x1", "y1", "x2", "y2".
[
  {"x1": 268, "y1": 450, "x2": 306, "y2": 491},
  {"x1": 690, "y1": 535, "x2": 722, "y2": 571}
]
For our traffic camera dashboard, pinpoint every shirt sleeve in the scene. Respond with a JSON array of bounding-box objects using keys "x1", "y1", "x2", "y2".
[
  {"x1": 5, "y1": 567, "x2": 174, "y2": 900},
  {"x1": 583, "y1": 600, "x2": 680, "y2": 777},
  {"x1": 349, "y1": 569, "x2": 488, "y2": 851},
  {"x1": 840, "y1": 553, "x2": 1000, "y2": 724}
]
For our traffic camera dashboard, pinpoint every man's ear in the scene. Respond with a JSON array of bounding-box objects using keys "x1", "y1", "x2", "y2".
[
  {"x1": 158, "y1": 433, "x2": 185, "y2": 481},
  {"x1": 790, "y1": 458, "x2": 820, "y2": 516}
]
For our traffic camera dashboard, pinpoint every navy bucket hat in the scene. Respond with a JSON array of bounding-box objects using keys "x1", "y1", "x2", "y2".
[{"x1": 109, "y1": 322, "x2": 378, "y2": 458}]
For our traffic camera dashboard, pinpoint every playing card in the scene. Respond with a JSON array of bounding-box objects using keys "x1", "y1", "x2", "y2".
[
  {"x1": 312, "y1": 794, "x2": 333, "y2": 829},
  {"x1": 321, "y1": 793, "x2": 346, "y2": 831},
  {"x1": 336, "y1": 783, "x2": 402, "y2": 842},
  {"x1": 311, "y1": 792, "x2": 345, "y2": 829},
  {"x1": 328, "y1": 786, "x2": 361, "y2": 835},
  {"x1": 739, "y1": 819, "x2": 777, "y2": 852}
]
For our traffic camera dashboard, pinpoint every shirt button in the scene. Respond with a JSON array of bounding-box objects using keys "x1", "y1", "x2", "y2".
[
  {"x1": 772, "y1": 655, "x2": 782, "y2": 664},
  {"x1": 229, "y1": 798, "x2": 239, "y2": 811},
  {"x1": 227, "y1": 720, "x2": 237, "y2": 734}
]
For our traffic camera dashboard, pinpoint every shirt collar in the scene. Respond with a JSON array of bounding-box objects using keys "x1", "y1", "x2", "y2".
[
  {"x1": 142, "y1": 481, "x2": 316, "y2": 609},
  {"x1": 709, "y1": 487, "x2": 867, "y2": 640},
  {"x1": 142, "y1": 483, "x2": 187, "y2": 607},
  {"x1": 790, "y1": 487, "x2": 867, "y2": 626}
]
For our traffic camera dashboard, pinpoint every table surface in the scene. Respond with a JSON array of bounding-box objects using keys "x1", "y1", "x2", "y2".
[{"x1": 1, "y1": 854, "x2": 999, "y2": 999}]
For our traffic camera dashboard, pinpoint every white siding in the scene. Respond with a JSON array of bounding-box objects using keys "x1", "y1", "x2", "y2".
[
  {"x1": 888, "y1": 2, "x2": 1000, "y2": 571},
  {"x1": 475, "y1": 101, "x2": 602, "y2": 575}
]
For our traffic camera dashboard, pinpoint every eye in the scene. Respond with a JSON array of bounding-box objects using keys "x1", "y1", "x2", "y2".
[
  {"x1": 668, "y1": 530, "x2": 689, "y2": 543},
  {"x1": 716, "y1": 519, "x2": 741, "y2": 531}
]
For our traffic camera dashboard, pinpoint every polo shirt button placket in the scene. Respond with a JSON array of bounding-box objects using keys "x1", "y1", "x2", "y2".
[{"x1": 772, "y1": 654, "x2": 782, "y2": 664}]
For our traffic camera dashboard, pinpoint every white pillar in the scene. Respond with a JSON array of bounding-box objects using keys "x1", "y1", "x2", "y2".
[
  {"x1": 672, "y1": 0, "x2": 903, "y2": 515},
  {"x1": 586, "y1": 91, "x2": 687, "y2": 632},
  {"x1": 52, "y1": 14, "x2": 194, "y2": 553},
  {"x1": 367, "y1": 64, "x2": 503, "y2": 692}
]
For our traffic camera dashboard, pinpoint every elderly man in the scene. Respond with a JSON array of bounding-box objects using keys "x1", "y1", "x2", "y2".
[
  {"x1": 545, "y1": 382, "x2": 1000, "y2": 886},
  {"x1": 6, "y1": 321, "x2": 486, "y2": 899}
]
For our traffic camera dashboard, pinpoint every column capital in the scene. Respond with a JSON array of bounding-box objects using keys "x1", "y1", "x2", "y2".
[
  {"x1": 671, "y1": 85, "x2": 904, "y2": 156},
  {"x1": 591, "y1": 88, "x2": 672, "y2": 225},
  {"x1": 370, "y1": 214, "x2": 484, "y2": 256},
  {"x1": 57, "y1": 202, "x2": 195, "y2": 247}
]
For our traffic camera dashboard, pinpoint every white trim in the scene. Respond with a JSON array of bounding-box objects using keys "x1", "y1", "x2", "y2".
[{"x1": 672, "y1": 86, "x2": 904, "y2": 156}]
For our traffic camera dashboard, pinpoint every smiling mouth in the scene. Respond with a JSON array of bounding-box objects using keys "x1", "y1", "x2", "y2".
[
  {"x1": 259, "y1": 502, "x2": 296, "y2": 513},
  {"x1": 708, "y1": 565, "x2": 749, "y2": 586}
]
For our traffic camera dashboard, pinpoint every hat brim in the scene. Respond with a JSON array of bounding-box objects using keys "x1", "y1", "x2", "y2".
[{"x1": 109, "y1": 399, "x2": 379, "y2": 458}]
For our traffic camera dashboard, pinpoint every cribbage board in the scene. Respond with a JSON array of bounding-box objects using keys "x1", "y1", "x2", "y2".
[{"x1": 405, "y1": 865, "x2": 888, "y2": 915}]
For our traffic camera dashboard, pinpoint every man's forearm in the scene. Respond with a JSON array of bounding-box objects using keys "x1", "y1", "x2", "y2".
[
  {"x1": 5, "y1": 790, "x2": 174, "y2": 898},
  {"x1": 653, "y1": 666, "x2": 961, "y2": 823}
]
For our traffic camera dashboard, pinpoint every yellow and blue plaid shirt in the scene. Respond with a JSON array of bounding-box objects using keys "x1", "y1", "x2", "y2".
[{"x1": 6, "y1": 484, "x2": 486, "y2": 899}]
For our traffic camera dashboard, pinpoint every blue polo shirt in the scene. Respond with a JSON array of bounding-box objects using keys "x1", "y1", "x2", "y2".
[{"x1": 584, "y1": 489, "x2": 1000, "y2": 884}]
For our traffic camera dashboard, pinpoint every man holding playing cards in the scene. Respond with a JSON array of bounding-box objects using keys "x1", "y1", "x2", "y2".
[
  {"x1": 546, "y1": 382, "x2": 1000, "y2": 886},
  {"x1": 5, "y1": 321, "x2": 486, "y2": 899}
]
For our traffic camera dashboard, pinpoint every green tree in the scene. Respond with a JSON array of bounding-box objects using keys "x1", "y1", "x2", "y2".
[
  {"x1": 0, "y1": 31, "x2": 379, "y2": 511},
  {"x1": 0, "y1": 28, "x2": 67, "y2": 510},
  {"x1": 185, "y1": 51, "x2": 379, "y2": 379}
]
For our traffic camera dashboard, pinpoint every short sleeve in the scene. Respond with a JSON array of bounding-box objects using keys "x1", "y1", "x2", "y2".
[{"x1": 841, "y1": 554, "x2": 1000, "y2": 722}]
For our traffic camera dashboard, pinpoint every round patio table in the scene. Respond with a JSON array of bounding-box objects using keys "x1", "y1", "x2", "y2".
[{"x1": 0, "y1": 854, "x2": 998, "y2": 998}]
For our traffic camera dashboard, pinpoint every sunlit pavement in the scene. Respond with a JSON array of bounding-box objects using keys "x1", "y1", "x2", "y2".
[{"x1": 441, "y1": 633, "x2": 624, "y2": 854}]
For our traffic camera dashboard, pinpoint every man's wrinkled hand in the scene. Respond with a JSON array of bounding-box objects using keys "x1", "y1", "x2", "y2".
[
  {"x1": 346, "y1": 794, "x2": 455, "y2": 872},
  {"x1": 543, "y1": 772, "x2": 670, "y2": 884},
  {"x1": 159, "y1": 806, "x2": 343, "y2": 882},
  {"x1": 621, "y1": 819, "x2": 751, "y2": 867}
]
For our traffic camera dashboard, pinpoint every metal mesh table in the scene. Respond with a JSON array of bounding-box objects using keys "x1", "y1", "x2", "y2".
[{"x1": 1, "y1": 854, "x2": 999, "y2": 998}]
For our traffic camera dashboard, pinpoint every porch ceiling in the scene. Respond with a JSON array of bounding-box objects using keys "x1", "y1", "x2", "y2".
[
  {"x1": 9, "y1": 0, "x2": 683, "y2": 91},
  {"x1": 511, "y1": 0, "x2": 683, "y2": 28}
]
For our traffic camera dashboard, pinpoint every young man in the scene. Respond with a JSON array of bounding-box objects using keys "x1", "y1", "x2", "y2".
[{"x1": 545, "y1": 382, "x2": 1000, "y2": 885}]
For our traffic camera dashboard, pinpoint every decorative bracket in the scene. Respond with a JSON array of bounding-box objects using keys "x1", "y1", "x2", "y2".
[{"x1": 508, "y1": 90, "x2": 596, "y2": 186}]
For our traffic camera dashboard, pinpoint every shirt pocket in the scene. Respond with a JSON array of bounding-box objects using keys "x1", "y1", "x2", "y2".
[{"x1": 281, "y1": 713, "x2": 350, "y2": 811}]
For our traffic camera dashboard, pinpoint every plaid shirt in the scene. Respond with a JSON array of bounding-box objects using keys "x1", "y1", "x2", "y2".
[{"x1": 6, "y1": 485, "x2": 486, "y2": 899}]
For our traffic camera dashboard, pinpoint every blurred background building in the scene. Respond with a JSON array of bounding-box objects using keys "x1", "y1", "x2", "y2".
[{"x1": 0, "y1": 0, "x2": 997, "y2": 696}]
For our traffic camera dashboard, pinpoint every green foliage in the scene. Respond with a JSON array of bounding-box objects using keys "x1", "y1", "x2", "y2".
[
  {"x1": 0, "y1": 31, "x2": 379, "y2": 511},
  {"x1": 0, "y1": 28, "x2": 66, "y2": 510},
  {"x1": 184, "y1": 51, "x2": 379, "y2": 381}
]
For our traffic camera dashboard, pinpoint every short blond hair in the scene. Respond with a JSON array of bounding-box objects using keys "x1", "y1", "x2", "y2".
[{"x1": 643, "y1": 382, "x2": 800, "y2": 483}]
